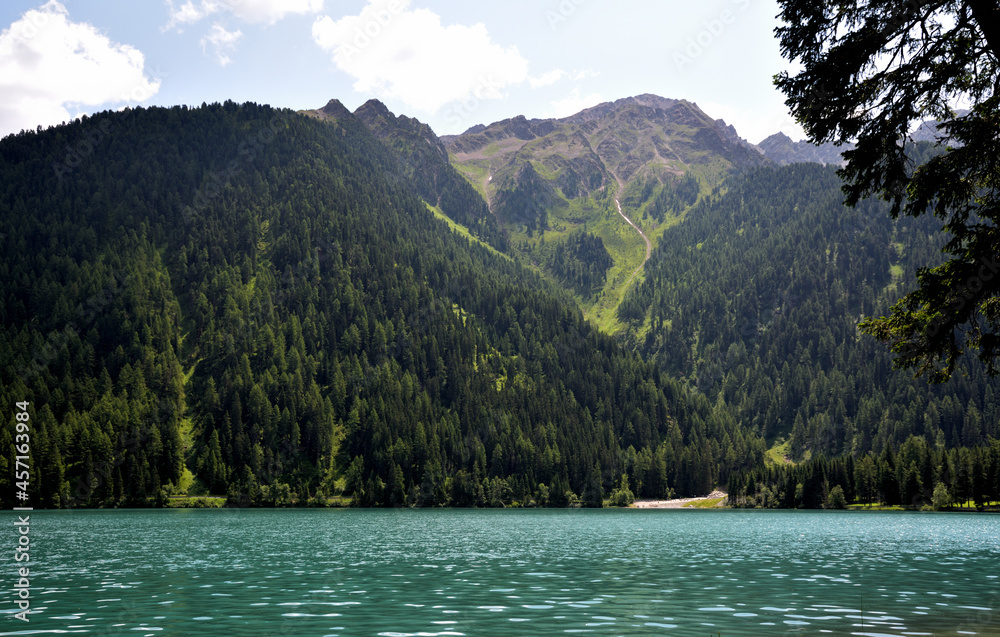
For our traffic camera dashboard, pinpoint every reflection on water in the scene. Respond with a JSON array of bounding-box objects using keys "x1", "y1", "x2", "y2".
[{"x1": 1, "y1": 508, "x2": 998, "y2": 636}]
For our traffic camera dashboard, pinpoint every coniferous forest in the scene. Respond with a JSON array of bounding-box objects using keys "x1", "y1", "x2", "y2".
[
  {"x1": 0, "y1": 102, "x2": 762, "y2": 509},
  {"x1": 726, "y1": 437, "x2": 1000, "y2": 511},
  {"x1": 1, "y1": 102, "x2": 997, "y2": 510},
  {"x1": 620, "y1": 163, "x2": 999, "y2": 456},
  {"x1": 617, "y1": 162, "x2": 1000, "y2": 508}
]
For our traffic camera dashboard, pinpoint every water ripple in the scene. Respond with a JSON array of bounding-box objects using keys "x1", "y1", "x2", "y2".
[{"x1": 2, "y1": 509, "x2": 998, "y2": 636}]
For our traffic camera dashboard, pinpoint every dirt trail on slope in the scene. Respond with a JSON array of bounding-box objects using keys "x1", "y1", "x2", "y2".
[{"x1": 613, "y1": 183, "x2": 652, "y2": 290}]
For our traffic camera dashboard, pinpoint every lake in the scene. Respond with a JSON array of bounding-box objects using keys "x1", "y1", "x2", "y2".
[{"x1": 3, "y1": 508, "x2": 999, "y2": 635}]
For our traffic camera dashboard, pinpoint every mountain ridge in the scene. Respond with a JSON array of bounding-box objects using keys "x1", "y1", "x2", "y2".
[
  {"x1": 755, "y1": 110, "x2": 969, "y2": 166},
  {"x1": 757, "y1": 132, "x2": 849, "y2": 166},
  {"x1": 0, "y1": 99, "x2": 765, "y2": 509},
  {"x1": 303, "y1": 95, "x2": 976, "y2": 338},
  {"x1": 443, "y1": 94, "x2": 765, "y2": 187},
  {"x1": 0, "y1": 96, "x2": 996, "y2": 512},
  {"x1": 440, "y1": 94, "x2": 769, "y2": 330},
  {"x1": 302, "y1": 99, "x2": 509, "y2": 252}
]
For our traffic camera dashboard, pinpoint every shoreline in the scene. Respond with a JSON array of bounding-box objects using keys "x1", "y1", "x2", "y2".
[{"x1": 633, "y1": 490, "x2": 727, "y2": 509}]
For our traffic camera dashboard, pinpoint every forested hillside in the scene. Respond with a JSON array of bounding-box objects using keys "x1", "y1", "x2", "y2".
[
  {"x1": 727, "y1": 437, "x2": 1000, "y2": 511},
  {"x1": 346, "y1": 99, "x2": 509, "y2": 253},
  {"x1": 444, "y1": 95, "x2": 766, "y2": 328},
  {"x1": 619, "y1": 163, "x2": 999, "y2": 459},
  {"x1": 0, "y1": 101, "x2": 763, "y2": 508}
]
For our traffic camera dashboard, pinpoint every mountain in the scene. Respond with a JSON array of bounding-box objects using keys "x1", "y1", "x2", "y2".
[
  {"x1": 908, "y1": 109, "x2": 969, "y2": 143},
  {"x1": 305, "y1": 99, "x2": 508, "y2": 252},
  {"x1": 757, "y1": 109, "x2": 972, "y2": 167},
  {"x1": 0, "y1": 100, "x2": 763, "y2": 509},
  {"x1": 757, "y1": 132, "x2": 849, "y2": 166},
  {"x1": 443, "y1": 94, "x2": 767, "y2": 327},
  {"x1": 445, "y1": 94, "x2": 764, "y2": 203},
  {"x1": 618, "y1": 162, "x2": 999, "y2": 458}
]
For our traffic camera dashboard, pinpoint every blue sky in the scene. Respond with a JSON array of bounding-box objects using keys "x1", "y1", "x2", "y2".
[{"x1": 0, "y1": 0, "x2": 802, "y2": 143}]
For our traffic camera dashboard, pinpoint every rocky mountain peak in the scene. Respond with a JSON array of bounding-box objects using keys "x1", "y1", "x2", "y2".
[
  {"x1": 316, "y1": 98, "x2": 353, "y2": 121},
  {"x1": 757, "y1": 132, "x2": 848, "y2": 166},
  {"x1": 354, "y1": 98, "x2": 393, "y2": 122}
]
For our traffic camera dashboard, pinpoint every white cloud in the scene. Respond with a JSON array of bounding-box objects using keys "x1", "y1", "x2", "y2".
[
  {"x1": 165, "y1": 0, "x2": 209, "y2": 27},
  {"x1": 0, "y1": 1, "x2": 160, "y2": 138},
  {"x1": 166, "y1": 0, "x2": 324, "y2": 28},
  {"x1": 165, "y1": 0, "x2": 322, "y2": 64},
  {"x1": 312, "y1": 0, "x2": 529, "y2": 114},
  {"x1": 201, "y1": 23, "x2": 242, "y2": 66},
  {"x1": 550, "y1": 87, "x2": 603, "y2": 119},
  {"x1": 528, "y1": 69, "x2": 564, "y2": 89}
]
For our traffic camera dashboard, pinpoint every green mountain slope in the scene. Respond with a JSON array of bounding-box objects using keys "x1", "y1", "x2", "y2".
[
  {"x1": 305, "y1": 99, "x2": 509, "y2": 253},
  {"x1": 0, "y1": 101, "x2": 762, "y2": 508},
  {"x1": 619, "y1": 163, "x2": 999, "y2": 459},
  {"x1": 444, "y1": 94, "x2": 768, "y2": 330}
]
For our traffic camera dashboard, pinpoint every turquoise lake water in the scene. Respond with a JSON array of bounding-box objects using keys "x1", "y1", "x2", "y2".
[{"x1": 2, "y1": 508, "x2": 999, "y2": 636}]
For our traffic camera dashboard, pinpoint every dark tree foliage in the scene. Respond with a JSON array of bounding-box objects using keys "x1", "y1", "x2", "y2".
[
  {"x1": 542, "y1": 231, "x2": 613, "y2": 298},
  {"x1": 492, "y1": 162, "x2": 552, "y2": 236},
  {"x1": 620, "y1": 164, "x2": 999, "y2": 458},
  {"x1": 352, "y1": 99, "x2": 509, "y2": 252},
  {"x1": 0, "y1": 101, "x2": 757, "y2": 508},
  {"x1": 646, "y1": 172, "x2": 700, "y2": 223},
  {"x1": 774, "y1": 0, "x2": 1000, "y2": 381},
  {"x1": 729, "y1": 437, "x2": 1000, "y2": 511}
]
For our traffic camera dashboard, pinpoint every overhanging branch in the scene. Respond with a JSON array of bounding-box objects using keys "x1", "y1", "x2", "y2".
[{"x1": 967, "y1": 0, "x2": 1000, "y2": 61}]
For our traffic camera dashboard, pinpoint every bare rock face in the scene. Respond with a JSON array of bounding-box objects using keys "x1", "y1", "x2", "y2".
[
  {"x1": 443, "y1": 94, "x2": 768, "y2": 233},
  {"x1": 757, "y1": 132, "x2": 849, "y2": 166},
  {"x1": 306, "y1": 98, "x2": 354, "y2": 121}
]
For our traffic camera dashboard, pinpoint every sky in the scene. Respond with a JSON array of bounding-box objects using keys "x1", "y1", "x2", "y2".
[{"x1": 0, "y1": 0, "x2": 805, "y2": 144}]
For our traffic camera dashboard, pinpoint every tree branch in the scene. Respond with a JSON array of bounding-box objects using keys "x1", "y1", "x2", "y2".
[{"x1": 967, "y1": 0, "x2": 1000, "y2": 61}]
